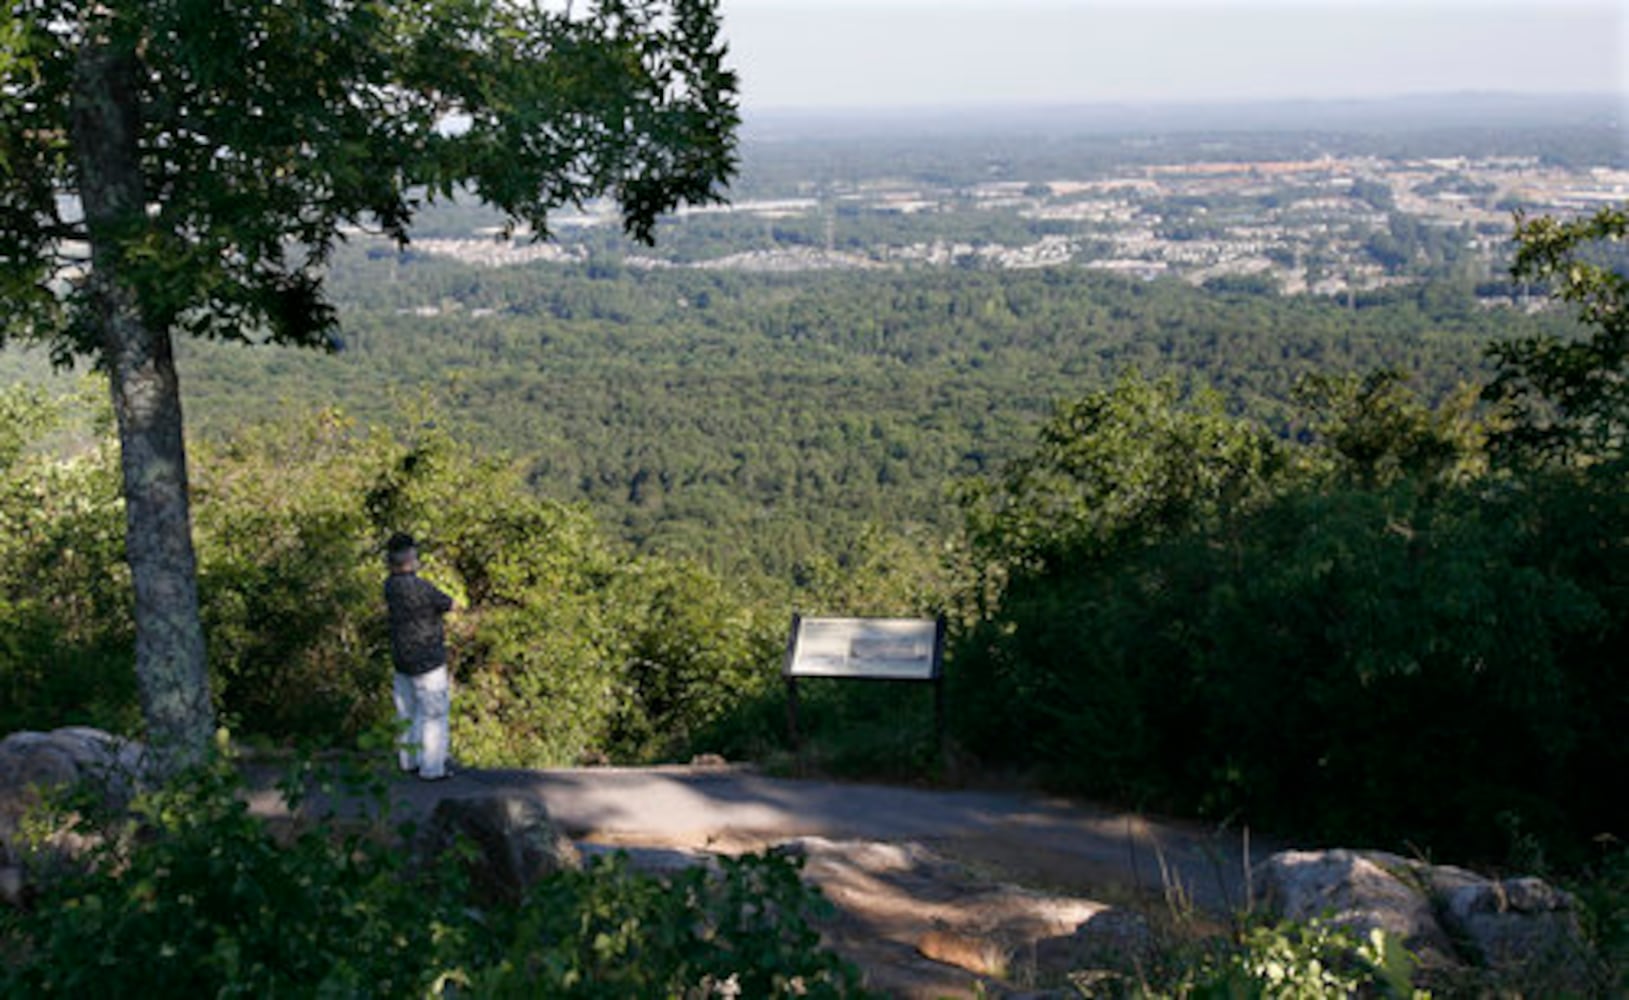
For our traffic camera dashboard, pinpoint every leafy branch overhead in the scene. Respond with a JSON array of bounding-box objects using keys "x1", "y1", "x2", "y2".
[{"x1": 0, "y1": 0, "x2": 739, "y2": 359}]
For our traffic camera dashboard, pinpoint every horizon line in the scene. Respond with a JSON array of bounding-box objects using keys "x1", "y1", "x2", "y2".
[{"x1": 742, "y1": 90, "x2": 1625, "y2": 118}]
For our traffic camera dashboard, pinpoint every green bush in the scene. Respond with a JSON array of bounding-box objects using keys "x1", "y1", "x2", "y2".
[
  {"x1": 2, "y1": 399, "x2": 788, "y2": 767},
  {"x1": 954, "y1": 372, "x2": 1628, "y2": 865},
  {"x1": 193, "y1": 414, "x2": 397, "y2": 741},
  {"x1": 364, "y1": 428, "x2": 784, "y2": 767},
  {"x1": 0, "y1": 386, "x2": 138, "y2": 735},
  {"x1": 2, "y1": 750, "x2": 465, "y2": 995},
  {"x1": 606, "y1": 558, "x2": 782, "y2": 760},
  {"x1": 1152, "y1": 917, "x2": 1423, "y2": 999},
  {"x1": 0, "y1": 746, "x2": 871, "y2": 997},
  {"x1": 459, "y1": 852, "x2": 865, "y2": 997},
  {"x1": 1571, "y1": 842, "x2": 1629, "y2": 997}
]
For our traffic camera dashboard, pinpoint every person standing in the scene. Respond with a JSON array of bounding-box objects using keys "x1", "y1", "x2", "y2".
[{"x1": 384, "y1": 533, "x2": 455, "y2": 781}]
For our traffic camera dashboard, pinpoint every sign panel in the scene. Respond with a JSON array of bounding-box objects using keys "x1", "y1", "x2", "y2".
[{"x1": 784, "y1": 616, "x2": 942, "y2": 681}]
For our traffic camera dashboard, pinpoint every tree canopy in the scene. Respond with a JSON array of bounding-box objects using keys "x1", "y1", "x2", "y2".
[
  {"x1": 2, "y1": 0, "x2": 738, "y2": 357},
  {"x1": 0, "y1": 0, "x2": 739, "y2": 762}
]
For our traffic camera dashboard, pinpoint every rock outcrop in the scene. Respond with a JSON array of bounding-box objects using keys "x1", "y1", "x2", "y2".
[
  {"x1": 415, "y1": 793, "x2": 582, "y2": 905},
  {"x1": 776, "y1": 836, "x2": 1119, "y2": 997},
  {"x1": 1255, "y1": 848, "x2": 1587, "y2": 987}
]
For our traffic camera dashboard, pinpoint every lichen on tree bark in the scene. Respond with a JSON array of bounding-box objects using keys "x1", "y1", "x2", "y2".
[{"x1": 70, "y1": 39, "x2": 214, "y2": 767}]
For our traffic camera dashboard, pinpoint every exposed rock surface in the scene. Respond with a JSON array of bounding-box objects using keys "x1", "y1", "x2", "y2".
[
  {"x1": 1254, "y1": 848, "x2": 1586, "y2": 985},
  {"x1": 1254, "y1": 848, "x2": 1457, "y2": 965},
  {"x1": 0, "y1": 726, "x2": 149, "y2": 906},
  {"x1": 1419, "y1": 864, "x2": 1588, "y2": 989},
  {"x1": 0, "y1": 727, "x2": 146, "y2": 860},
  {"x1": 415, "y1": 793, "x2": 582, "y2": 905},
  {"x1": 1029, "y1": 906, "x2": 1156, "y2": 985},
  {"x1": 776, "y1": 836, "x2": 1123, "y2": 998},
  {"x1": 0, "y1": 729, "x2": 144, "y2": 830}
]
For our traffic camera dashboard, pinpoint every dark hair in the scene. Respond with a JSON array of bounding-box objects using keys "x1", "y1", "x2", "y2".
[{"x1": 386, "y1": 533, "x2": 418, "y2": 570}]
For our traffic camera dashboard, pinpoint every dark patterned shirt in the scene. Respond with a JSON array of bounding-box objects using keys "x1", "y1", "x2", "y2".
[{"x1": 385, "y1": 572, "x2": 454, "y2": 675}]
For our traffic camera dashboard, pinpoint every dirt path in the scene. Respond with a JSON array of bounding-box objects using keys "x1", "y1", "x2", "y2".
[{"x1": 245, "y1": 764, "x2": 1276, "y2": 996}]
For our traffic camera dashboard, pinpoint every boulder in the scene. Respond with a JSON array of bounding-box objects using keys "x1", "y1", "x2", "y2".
[
  {"x1": 1419, "y1": 865, "x2": 1586, "y2": 986},
  {"x1": 1031, "y1": 905, "x2": 1155, "y2": 979},
  {"x1": 1254, "y1": 848, "x2": 1589, "y2": 987},
  {"x1": 0, "y1": 727, "x2": 147, "y2": 867},
  {"x1": 1253, "y1": 848, "x2": 1456, "y2": 966},
  {"x1": 415, "y1": 793, "x2": 581, "y2": 905}
]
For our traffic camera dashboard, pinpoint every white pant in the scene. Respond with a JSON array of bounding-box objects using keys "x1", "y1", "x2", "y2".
[{"x1": 392, "y1": 666, "x2": 450, "y2": 778}]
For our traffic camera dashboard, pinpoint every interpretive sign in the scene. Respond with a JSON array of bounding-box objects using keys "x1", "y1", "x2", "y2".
[
  {"x1": 783, "y1": 615, "x2": 943, "y2": 681},
  {"x1": 782, "y1": 614, "x2": 948, "y2": 768}
]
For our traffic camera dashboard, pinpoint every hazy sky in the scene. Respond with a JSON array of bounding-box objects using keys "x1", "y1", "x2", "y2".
[{"x1": 720, "y1": 1, "x2": 1626, "y2": 111}]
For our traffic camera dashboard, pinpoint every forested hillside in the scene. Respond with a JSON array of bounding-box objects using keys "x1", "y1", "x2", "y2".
[{"x1": 169, "y1": 248, "x2": 1574, "y2": 578}]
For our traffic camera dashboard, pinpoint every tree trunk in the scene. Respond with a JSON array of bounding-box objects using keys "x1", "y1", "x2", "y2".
[{"x1": 71, "y1": 41, "x2": 215, "y2": 768}]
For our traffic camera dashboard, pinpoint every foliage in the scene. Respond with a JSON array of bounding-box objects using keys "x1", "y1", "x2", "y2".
[
  {"x1": 192, "y1": 414, "x2": 397, "y2": 739},
  {"x1": 1572, "y1": 842, "x2": 1629, "y2": 997},
  {"x1": 6, "y1": 179, "x2": 1628, "y2": 900},
  {"x1": 363, "y1": 425, "x2": 634, "y2": 764},
  {"x1": 0, "y1": 744, "x2": 867, "y2": 997},
  {"x1": 943, "y1": 236, "x2": 1629, "y2": 866},
  {"x1": 163, "y1": 256, "x2": 1567, "y2": 579},
  {"x1": 1, "y1": 385, "x2": 966, "y2": 774},
  {"x1": 1136, "y1": 918, "x2": 1424, "y2": 1000},
  {"x1": 606, "y1": 558, "x2": 783, "y2": 760},
  {"x1": 0, "y1": 383, "x2": 58, "y2": 469},
  {"x1": 1, "y1": 396, "x2": 787, "y2": 766},
  {"x1": 952, "y1": 373, "x2": 1297, "y2": 789},
  {"x1": 359, "y1": 422, "x2": 783, "y2": 766},
  {"x1": 2, "y1": 0, "x2": 739, "y2": 766},
  {"x1": 0, "y1": 384, "x2": 137, "y2": 735},
  {"x1": 1292, "y1": 370, "x2": 1486, "y2": 489},
  {"x1": 953, "y1": 362, "x2": 1627, "y2": 864},
  {"x1": 683, "y1": 648, "x2": 950, "y2": 783},
  {"x1": 961, "y1": 373, "x2": 1293, "y2": 576},
  {"x1": 1486, "y1": 205, "x2": 1629, "y2": 465},
  {"x1": 1, "y1": 745, "x2": 464, "y2": 995},
  {"x1": 458, "y1": 851, "x2": 866, "y2": 998},
  {"x1": 0, "y1": 0, "x2": 738, "y2": 357}
]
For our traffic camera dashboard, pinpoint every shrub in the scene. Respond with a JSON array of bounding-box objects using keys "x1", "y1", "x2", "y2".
[
  {"x1": 193, "y1": 414, "x2": 395, "y2": 741},
  {"x1": 0, "y1": 386, "x2": 137, "y2": 735},
  {"x1": 5, "y1": 400, "x2": 788, "y2": 767},
  {"x1": 1168, "y1": 918, "x2": 1423, "y2": 999},
  {"x1": 2, "y1": 749, "x2": 462, "y2": 995},
  {"x1": 460, "y1": 852, "x2": 865, "y2": 997},
  {"x1": 0, "y1": 744, "x2": 871, "y2": 997},
  {"x1": 955, "y1": 370, "x2": 1627, "y2": 866},
  {"x1": 1571, "y1": 841, "x2": 1629, "y2": 997}
]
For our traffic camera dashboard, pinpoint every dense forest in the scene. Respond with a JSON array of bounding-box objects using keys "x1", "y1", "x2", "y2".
[{"x1": 159, "y1": 250, "x2": 1575, "y2": 581}]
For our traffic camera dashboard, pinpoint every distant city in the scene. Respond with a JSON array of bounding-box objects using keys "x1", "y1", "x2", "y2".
[{"x1": 403, "y1": 150, "x2": 1625, "y2": 300}]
